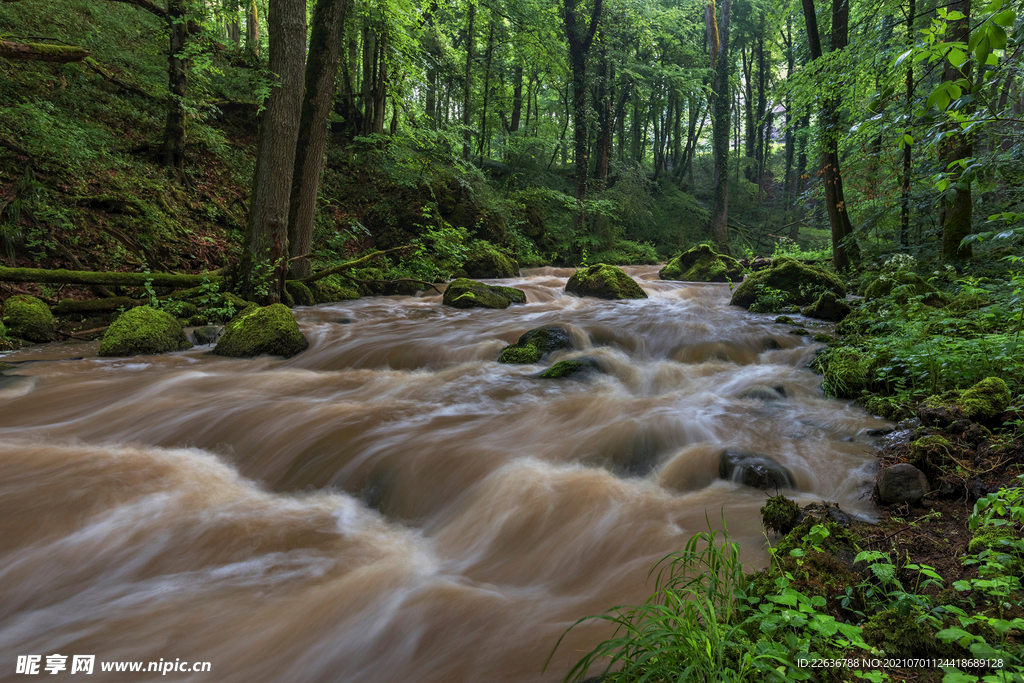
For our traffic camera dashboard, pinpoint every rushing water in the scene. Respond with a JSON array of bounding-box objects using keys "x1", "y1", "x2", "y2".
[{"x1": 0, "y1": 266, "x2": 887, "y2": 682}]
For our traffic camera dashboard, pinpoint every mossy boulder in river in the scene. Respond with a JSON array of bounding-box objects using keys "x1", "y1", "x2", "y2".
[
  {"x1": 212, "y1": 304, "x2": 308, "y2": 358},
  {"x1": 801, "y1": 291, "x2": 851, "y2": 321},
  {"x1": 730, "y1": 257, "x2": 845, "y2": 309},
  {"x1": 284, "y1": 281, "x2": 316, "y2": 307},
  {"x1": 659, "y1": 244, "x2": 743, "y2": 282},
  {"x1": 99, "y1": 305, "x2": 192, "y2": 356},
  {"x1": 442, "y1": 278, "x2": 526, "y2": 309},
  {"x1": 538, "y1": 358, "x2": 601, "y2": 379},
  {"x1": 565, "y1": 264, "x2": 647, "y2": 300},
  {"x1": 498, "y1": 326, "x2": 574, "y2": 364},
  {"x1": 463, "y1": 241, "x2": 519, "y2": 279},
  {"x1": 1, "y1": 294, "x2": 56, "y2": 342}
]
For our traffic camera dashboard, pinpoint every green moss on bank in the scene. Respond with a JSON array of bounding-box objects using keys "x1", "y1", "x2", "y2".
[{"x1": 98, "y1": 305, "x2": 192, "y2": 356}]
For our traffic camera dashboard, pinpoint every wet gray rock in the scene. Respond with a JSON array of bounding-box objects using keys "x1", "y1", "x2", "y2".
[
  {"x1": 192, "y1": 325, "x2": 222, "y2": 345},
  {"x1": 876, "y1": 463, "x2": 929, "y2": 504},
  {"x1": 740, "y1": 385, "x2": 786, "y2": 401},
  {"x1": 719, "y1": 450, "x2": 796, "y2": 490}
]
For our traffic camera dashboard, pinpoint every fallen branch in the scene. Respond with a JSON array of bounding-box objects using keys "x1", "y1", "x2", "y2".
[
  {"x1": 52, "y1": 297, "x2": 142, "y2": 314},
  {"x1": 0, "y1": 137, "x2": 30, "y2": 158},
  {"x1": 63, "y1": 325, "x2": 109, "y2": 340},
  {"x1": 84, "y1": 57, "x2": 155, "y2": 100},
  {"x1": 0, "y1": 266, "x2": 222, "y2": 288},
  {"x1": 0, "y1": 40, "x2": 89, "y2": 63},
  {"x1": 300, "y1": 245, "x2": 415, "y2": 284}
]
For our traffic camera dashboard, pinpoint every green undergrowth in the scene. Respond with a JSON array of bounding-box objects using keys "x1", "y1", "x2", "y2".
[
  {"x1": 811, "y1": 253, "x2": 1024, "y2": 421},
  {"x1": 553, "y1": 482, "x2": 1024, "y2": 682}
]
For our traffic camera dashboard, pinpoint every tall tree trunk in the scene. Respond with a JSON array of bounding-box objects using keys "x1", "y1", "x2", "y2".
[
  {"x1": 801, "y1": 0, "x2": 858, "y2": 270},
  {"x1": 287, "y1": 0, "x2": 347, "y2": 280},
  {"x1": 593, "y1": 47, "x2": 612, "y2": 188},
  {"x1": 478, "y1": 16, "x2": 495, "y2": 160},
  {"x1": 239, "y1": 0, "x2": 307, "y2": 303},
  {"x1": 509, "y1": 64, "x2": 523, "y2": 132},
  {"x1": 563, "y1": 0, "x2": 604, "y2": 230},
  {"x1": 782, "y1": 18, "x2": 795, "y2": 207},
  {"x1": 708, "y1": 0, "x2": 733, "y2": 254},
  {"x1": 900, "y1": 0, "x2": 914, "y2": 249},
  {"x1": 245, "y1": 0, "x2": 260, "y2": 61},
  {"x1": 741, "y1": 46, "x2": 754, "y2": 180},
  {"x1": 462, "y1": 2, "x2": 475, "y2": 159},
  {"x1": 940, "y1": 0, "x2": 973, "y2": 260},
  {"x1": 161, "y1": 0, "x2": 187, "y2": 180}
]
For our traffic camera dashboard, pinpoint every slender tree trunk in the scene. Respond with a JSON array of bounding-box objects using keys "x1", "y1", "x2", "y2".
[
  {"x1": 900, "y1": 0, "x2": 914, "y2": 249},
  {"x1": 563, "y1": 0, "x2": 604, "y2": 231},
  {"x1": 239, "y1": 0, "x2": 307, "y2": 303},
  {"x1": 741, "y1": 46, "x2": 754, "y2": 180},
  {"x1": 509, "y1": 64, "x2": 523, "y2": 132},
  {"x1": 478, "y1": 16, "x2": 495, "y2": 160},
  {"x1": 161, "y1": 0, "x2": 187, "y2": 180},
  {"x1": 245, "y1": 0, "x2": 260, "y2": 61},
  {"x1": 940, "y1": 0, "x2": 973, "y2": 260},
  {"x1": 708, "y1": 0, "x2": 733, "y2": 254},
  {"x1": 462, "y1": 2, "x2": 475, "y2": 159},
  {"x1": 287, "y1": 0, "x2": 347, "y2": 280}
]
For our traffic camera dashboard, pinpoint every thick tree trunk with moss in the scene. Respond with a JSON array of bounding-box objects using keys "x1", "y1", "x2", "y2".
[
  {"x1": 708, "y1": 0, "x2": 733, "y2": 255},
  {"x1": 287, "y1": 0, "x2": 348, "y2": 280},
  {"x1": 238, "y1": 0, "x2": 306, "y2": 304},
  {"x1": 0, "y1": 40, "x2": 89, "y2": 62},
  {"x1": 161, "y1": 0, "x2": 187, "y2": 180},
  {"x1": 940, "y1": 0, "x2": 973, "y2": 261}
]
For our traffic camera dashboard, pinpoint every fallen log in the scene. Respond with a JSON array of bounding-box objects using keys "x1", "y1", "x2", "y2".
[
  {"x1": 52, "y1": 297, "x2": 142, "y2": 314},
  {"x1": 0, "y1": 40, "x2": 90, "y2": 63},
  {"x1": 0, "y1": 266, "x2": 222, "y2": 288}
]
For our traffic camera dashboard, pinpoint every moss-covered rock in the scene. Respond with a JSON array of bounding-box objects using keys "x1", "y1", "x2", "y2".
[
  {"x1": 312, "y1": 275, "x2": 361, "y2": 303},
  {"x1": 498, "y1": 326, "x2": 574, "y2": 364},
  {"x1": 284, "y1": 281, "x2": 316, "y2": 307},
  {"x1": 730, "y1": 257, "x2": 845, "y2": 309},
  {"x1": 565, "y1": 263, "x2": 647, "y2": 300},
  {"x1": 761, "y1": 495, "x2": 801, "y2": 535},
  {"x1": 463, "y1": 241, "x2": 519, "y2": 279},
  {"x1": 442, "y1": 278, "x2": 526, "y2": 309},
  {"x1": 918, "y1": 377, "x2": 1011, "y2": 426},
  {"x1": 98, "y1": 306, "x2": 192, "y2": 357},
  {"x1": 865, "y1": 272, "x2": 950, "y2": 307},
  {"x1": 212, "y1": 303, "x2": 308, "y2": 358},
  {"x1": 1, "y1": 295, "x2": 56, "y2": 342},
  {"x1": 774, "y1": 315, "x2": 798, "y2": 325},
  {"x1": 659, "y1": 244, "x2": 744, "y2": 282},
  {"x1": 967, "y1": 525, "x2": 1019, "y2": 556},
  {"x1": 811, "y1": 347, "x2": 868, "y2": 398},
  {"x1": 538, "y1": 358, "x2": 601, "y2": 379},
  {"x1": 801, "y1": 291, "x2": 851, "y2": 321}
]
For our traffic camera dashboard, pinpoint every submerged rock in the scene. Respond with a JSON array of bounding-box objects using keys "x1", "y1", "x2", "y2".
[
  {"x1": 212, "y1": 304, "x2": 308, "y2": 358},
  {"x1": 99, "y1": 305, "x2": 192, "y2": 357},
  {"x1": 192, "y1": 325, "x2": 222, "y2": 345},
  {"x1": 565, "y1": 264, "x2": 647, "y2": 300},
  {"x1": 801, "y1": 291, "x2": 851, "y2": 321},
  {"x1": 442, "y1": 278, "x2": 526, "y2": 309},
  {"x1": 1, "y1": 294, "x2": 56, "y2": 342},
  {"x1": 498, "y1": 326, "x2": 574, "y2": 364},
  {"x1": 740, "y1": 385, "x2": 786, "y2": 401},
  {"x1": 463, "y1": 241, "x2": 519, "y2": 279},
  {"x1": 538, "y1": 358, "x2": 601, "y2": 379},
  {"x1": 719, "y1": 450, "x2": 796, "y2": 490},
  {"x1": 876, "y1": 463, "x2": 929, "y2": 504},
  {"x1": 730, "y1": 257, "x2": 845, "y2": 309},
  {"x1": 659, "y1": 244, "x2": 743, "y2": 283}
]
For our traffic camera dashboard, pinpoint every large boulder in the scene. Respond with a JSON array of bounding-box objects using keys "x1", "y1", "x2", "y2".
[
  {"x1": 463, "y1": 241, "x2": 519, "y2": 279},
  {"x1": 1, "y1": 294, "x2": 56, "y2": 342},
  {"x1": 659, "y1": 244, "x2": 744, "y2": 283},
  {"x1": 865, "y1": 272, "x2": 949, "y2": 307},
  {"x1": 877, "y1": 463, "x2": 929, "y2": 505},
  {"x1": 212, "y1": 304, "x2": 308, "y2": 358},
  {"x1": 801, "y1": 291, "x2": 851, "y2": 321},
  {"x1": 719, "y1": 450, "x2": 796, "y2": 490},
  {"x1": 565, "y1": 264, "x2": 647, "y2": 300},
  {"x1": 730, "y1": 257, "x2": 845, "y2": 309},
  {"x1": 99, "y1": 306, "x2": 192, "y2": 357},
  {"x1": 498, "y1": 326, "x2": 574, "y2": 364},
  {"x1": 538, "y1": 358, "x2": 602, "y2": 379},
  {"x1": 442, "y1": 278, "x2": 526, "y2": 309}
]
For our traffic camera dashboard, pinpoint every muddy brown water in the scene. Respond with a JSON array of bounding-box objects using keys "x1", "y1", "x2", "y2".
[{"x1": 0, "y1": 266, "x2": 887, "y2": 682}]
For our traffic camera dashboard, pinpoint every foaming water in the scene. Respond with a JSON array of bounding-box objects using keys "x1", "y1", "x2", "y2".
[{"x1": 0, "y1": 266, "x2": 886, "y2": 682}]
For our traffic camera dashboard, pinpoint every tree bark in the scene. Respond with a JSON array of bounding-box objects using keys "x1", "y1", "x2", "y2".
[
  {"x1": 708, "y1": 0, "x2": 733, "y2": 255},
  {"x1": 940, "y1": 0, "x2": 973, "y2": 260},
  {"x1": 900, "y1": 0, "x2": 914, "y2": 249},
  {"x1": 287, "y1": 0, "x2": 347, "y2": 280},
  {"x1": 462, "y1": 2, "x2": 476, "y2": 159},
  {"x1": 238, "y1": 0, "x2": 307, "y2": 303},
  {"x1": 161, "y1": 0, "x2": 188, "y2": 180},
  {"x1": 563, "y1": 0, "x2": 604, "y2": 231},
  {"x1": 245, "y1": 0, "x2": 260, "y2": 61}
]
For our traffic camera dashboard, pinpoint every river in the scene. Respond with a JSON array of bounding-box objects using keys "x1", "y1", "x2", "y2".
[{"x1": 0, "y1": 266, "x2": 885, "y2": 682}]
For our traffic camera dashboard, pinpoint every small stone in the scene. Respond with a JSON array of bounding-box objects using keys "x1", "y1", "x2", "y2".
[
  {"x1": 876, "y1": 463, "x2": 929, "y2": 505},
  {"x1": 538, "y1": 358, "x2": 601, "y2": 379},
  {"x1": 719, "y1": 450, "x2": 796, "y2": 490},
  {"x1": 192, "y1": 325, "x2": 222, "y2": 345}
]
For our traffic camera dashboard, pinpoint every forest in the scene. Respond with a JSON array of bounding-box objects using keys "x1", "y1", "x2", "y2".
[{"x1": 1, "y1": 0, "x2": 1023, "y2": 679}]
